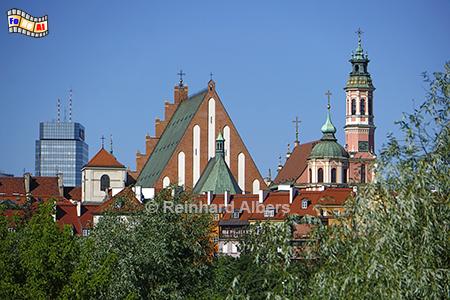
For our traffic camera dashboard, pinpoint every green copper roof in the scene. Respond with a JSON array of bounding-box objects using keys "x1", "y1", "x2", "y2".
[
  {"x1": 309, "y1": 103, "x2": 348, "y2": 160},
  {"x1": 321, "y1": 109, "x2": 336, "y2": 135},
  {"x1": 193, "y1": 135, "x2": 242, "y2": 195},
  {"x1": 136, "y1": 89, "x2": 208, "y2": 187},
  {"x1": 193, "y1": 157, "x2": 242, "y2": 195}
]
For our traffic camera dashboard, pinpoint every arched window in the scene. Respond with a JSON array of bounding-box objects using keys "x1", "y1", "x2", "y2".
[
  {"x1": 342, "y1": 168, "x2": 348, "y2": 184},
  {"x1": 100, "y1": 174, "x2": 110, "y2": 191},
  {"x1": 360, "y1": 98, "x2": 366, "y2": 115},
  {"x1": 331, "y1": 168, "x2": 337, "y2": 183},
  {"x1": 351, "y1": 99, "x2": 357, "y2": 115},
  {"x1": 361, "y1": 164, "x2": 366, "y2": 183},
  {"x1": 317, "y1": 168, "x2": 324, "y2": 183},
  {"x1": 309, "y1": 168, "x2": 312, "y2": 183},
  {"x1": 368, "y1": 97, "x2": 373, "y2": 115}
]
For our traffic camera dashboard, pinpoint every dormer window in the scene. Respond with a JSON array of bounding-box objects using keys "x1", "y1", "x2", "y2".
[
  {"x1": 301, "y1": 199, "x2": 309, "y2": 209},
  {"x1": 232, "y1": 209, "x2": 241, "y2": 219},
  {"x1": 264, "y1": 208, "x2": 276, "y2": 218}
]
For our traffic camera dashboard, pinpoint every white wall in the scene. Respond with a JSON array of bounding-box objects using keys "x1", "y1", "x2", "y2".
[
  {"x1": 208, "y1": 98, "x2": 216, "y2": 160},
  {"x1": 193, "y1": 124, "x2": 201, "y2": 186},
  {"x1": 178, "y1": 151, "x2": 185, "y2": 187},
  {"x1": 223, "y1": 125, "x2": 230, "y2": 167},
  {"x1": 238, "y1": 153, "x2": 245, "y2": 193},
  {"x1": 82, "y1": 167, "x2": 126, "y2": 203}
]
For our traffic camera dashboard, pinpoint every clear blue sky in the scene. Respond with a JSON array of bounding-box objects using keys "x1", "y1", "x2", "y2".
[{"x1": 1, "y1": 0, "x2": 449, "y2": 177}]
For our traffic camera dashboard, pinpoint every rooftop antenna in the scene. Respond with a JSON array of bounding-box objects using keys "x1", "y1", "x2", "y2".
[
  {"x1": 110, "y1": 134, "x2": 113, "y2": 154},
  {"x1": 69, "y1": 88, "x2": 73, "y2": 122},
  {"x1": 57, "y1": 98, "x2": 61, "y2": 123}
]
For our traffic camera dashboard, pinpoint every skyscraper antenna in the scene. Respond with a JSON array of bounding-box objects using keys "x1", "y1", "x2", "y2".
[
  {"x1": 69, "y1": 88, "x2": 73, "y2": 122},
  {"x1": 110, "y1": 134, "x2": 113, "y2": 154},
  {"x1": 57, "y1": 98, "x2": 61, "y2": 123}
]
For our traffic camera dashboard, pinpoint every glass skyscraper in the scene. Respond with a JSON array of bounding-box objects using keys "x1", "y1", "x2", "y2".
[{"x1": 35, "y1": 122, "x2": 88, "y2": 187}]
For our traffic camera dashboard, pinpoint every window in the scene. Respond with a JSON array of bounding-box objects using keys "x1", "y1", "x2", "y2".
[
  {"x1": 317, "y1": 168, "x2": 324, "y2": 183},
  {"x1": 309, "y1": 168, "x2": 312, "y2": 183},
  {"x1": 342, "y1": 168, "x2": 348, "y2": 184},
  {"x1": 213, "y1": 213, "x2": 220, "y2": 221},
  {"x1": 301, "y1": 199, "x2": 309, "y2": 209},
  {"x1": 331, "y1": 168, "x2": 337, "y2": 183},
  {"x1": 360, "y1": 98, "x2": 366, "y2": 115},
  {"x1": 368, "y1": 97, "x2": 373, "y2": 115},
  {"x1": 351, "y1": 99, "x2": 357, "y2": 115},
  {"x1": 264, "y1": 208, "x2": 275, "y2": 218},
  {"x1": 82, "y1": 229, "x2": 90, "y2": 236},
  {"x1": 361, "y1": 164, "x2": 366, "y2": 183},
  {"x1": 100, "y1": 174, "x2": 110, "y2": 191},
  {"x1": 232, "y1": 209, "x2": 241, "y2": 219}
]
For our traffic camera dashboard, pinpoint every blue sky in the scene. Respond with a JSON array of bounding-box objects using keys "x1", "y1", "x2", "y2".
[{"x1": 1, "y1": 0, "x2": 449, "y2": 177}]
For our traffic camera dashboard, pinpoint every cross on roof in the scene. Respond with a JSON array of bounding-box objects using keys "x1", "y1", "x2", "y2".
[
  {"x1": 356, "y1": 27, "x2": 363, "y2": 42},
  {"x1": 325, "y1": 90, "x2": 332, "y2": 110},
  {"x1": 101, "y1": 135, "x2": 105, "y2": 148},
  {"x1": 177, "y1": 70, "x2": 186, "y2": 86},
  {"x1": 292, "y1": 116, "x2": 301, "y2": 144},
  {"x1": 210, "y1": 72, "x2": 214, "y2": 81}
]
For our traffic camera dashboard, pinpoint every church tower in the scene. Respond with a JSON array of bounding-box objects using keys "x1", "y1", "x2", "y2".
[{"x1": 344, "y1": 29, "x2": 376, "y2": 183}]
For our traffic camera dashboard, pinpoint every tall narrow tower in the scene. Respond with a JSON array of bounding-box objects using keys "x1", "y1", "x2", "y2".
[{"x1": 344, "y1": 29, "x2": 376, "y2": 183}]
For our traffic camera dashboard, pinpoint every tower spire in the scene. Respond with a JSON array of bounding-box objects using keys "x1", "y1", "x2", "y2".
[
  {"x1": 101, "y1": 135, "x2": 105, "y2": 149},
  {"x1": 321, "y1": 90, "x2": 337, "y2": 139}
]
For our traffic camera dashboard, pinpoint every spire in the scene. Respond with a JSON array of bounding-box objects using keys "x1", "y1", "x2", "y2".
[
  {"x1": 101, "y1": 135, "x2": 105, "y2": 149},
  {"x1": 352, "y1": 28, "x2": 367, "y2": 60},
  {"x1": 215, "y1": 132, "x2": 225, "y2": 157},
  {"x1": 321, "y1": 90, "x2": 337, "y2": 140}
]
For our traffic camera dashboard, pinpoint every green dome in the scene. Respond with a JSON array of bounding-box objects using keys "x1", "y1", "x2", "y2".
[
  {"x1": 309, "y1": 101, "x2": 349, "y2": 160},
  {"x1": 309, "y1": 140, "x2": 349, "y2": 159}
]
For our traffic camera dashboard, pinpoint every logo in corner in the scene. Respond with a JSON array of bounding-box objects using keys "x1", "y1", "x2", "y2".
[{"x1": 7, "y1": 8, "x2": 48, "y2": 38}]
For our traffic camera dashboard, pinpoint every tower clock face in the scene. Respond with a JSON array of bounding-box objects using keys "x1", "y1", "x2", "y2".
[{"x1": 358, "y1": 141, "x2": 369, "y2": 152}]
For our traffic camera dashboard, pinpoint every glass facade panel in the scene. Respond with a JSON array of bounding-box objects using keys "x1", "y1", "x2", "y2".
[{"x1": 35, "y1": 122, "x2": 88, "y2": 187}]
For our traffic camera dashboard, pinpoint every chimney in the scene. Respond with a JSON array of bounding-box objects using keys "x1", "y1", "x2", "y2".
[
  {"x1": 57, "y1": 173, "x2": 64, "y2": 197},
  {"x1": 24, "y1": 172, "x2": 31, "y2": 194},
  {"x1": 174, "y1": 84, "x2": 188, "y2": 105}
]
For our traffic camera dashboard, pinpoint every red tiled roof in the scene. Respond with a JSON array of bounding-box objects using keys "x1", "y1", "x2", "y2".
[
  {"x1": 94, "y1": 187, "x2": 143, "y2": 214},
  {"x1": 274, "y1": 141, "x2": 320, "y2": 184},
  {"x1": 85, "y1": 148, "x2": 125, "y2": 168},
  {"x1": 0, "y1": 177, "x2": 25, "y2": 195},
  {"x1": 64, "y1": 186, "x2": 81, "y2": 201}
]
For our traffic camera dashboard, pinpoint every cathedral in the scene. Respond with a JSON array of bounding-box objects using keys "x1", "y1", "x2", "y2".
[{"x1": 130, "y1": 77, "x2": 267, "y2": 195}]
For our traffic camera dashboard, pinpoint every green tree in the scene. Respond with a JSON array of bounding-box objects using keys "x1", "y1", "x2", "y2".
[
  {"x1": 0, "y1": 199, "x2": 79, "y2": 299},
  {"x1": 307, "y1": 63, "x2": 450, "y2": 299},
  {"x1": 66, "y1": 189, "x2": 215, "y2": 299}
]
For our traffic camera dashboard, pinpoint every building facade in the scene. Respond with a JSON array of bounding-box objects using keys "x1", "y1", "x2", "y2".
[
  {"x1": 35, "y1": 122, "x2": 88, "y2": 187},
  {"x1": 133, "y1": 79, "x2": 266, "y2": 195}
]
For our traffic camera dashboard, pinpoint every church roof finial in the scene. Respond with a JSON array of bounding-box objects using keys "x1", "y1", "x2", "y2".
[
  {"x1": 177, "y1": 69, "x2": 186, "y2": 87},
  {"x1": 321, "y1": 90, "x2": 337, "y2": 137},
  {"x1": 353, "y1": 28, "x2": 366, "y2": 59}
]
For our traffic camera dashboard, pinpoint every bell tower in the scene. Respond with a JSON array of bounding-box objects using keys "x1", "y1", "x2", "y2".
[{"x1": 344, "y1": 29, "x2": 375, "y2": 154}]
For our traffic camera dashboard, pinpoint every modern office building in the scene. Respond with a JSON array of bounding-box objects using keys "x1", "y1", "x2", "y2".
[{"x1": 35, "y1": 122, "x2": 88, "y2": 187}]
